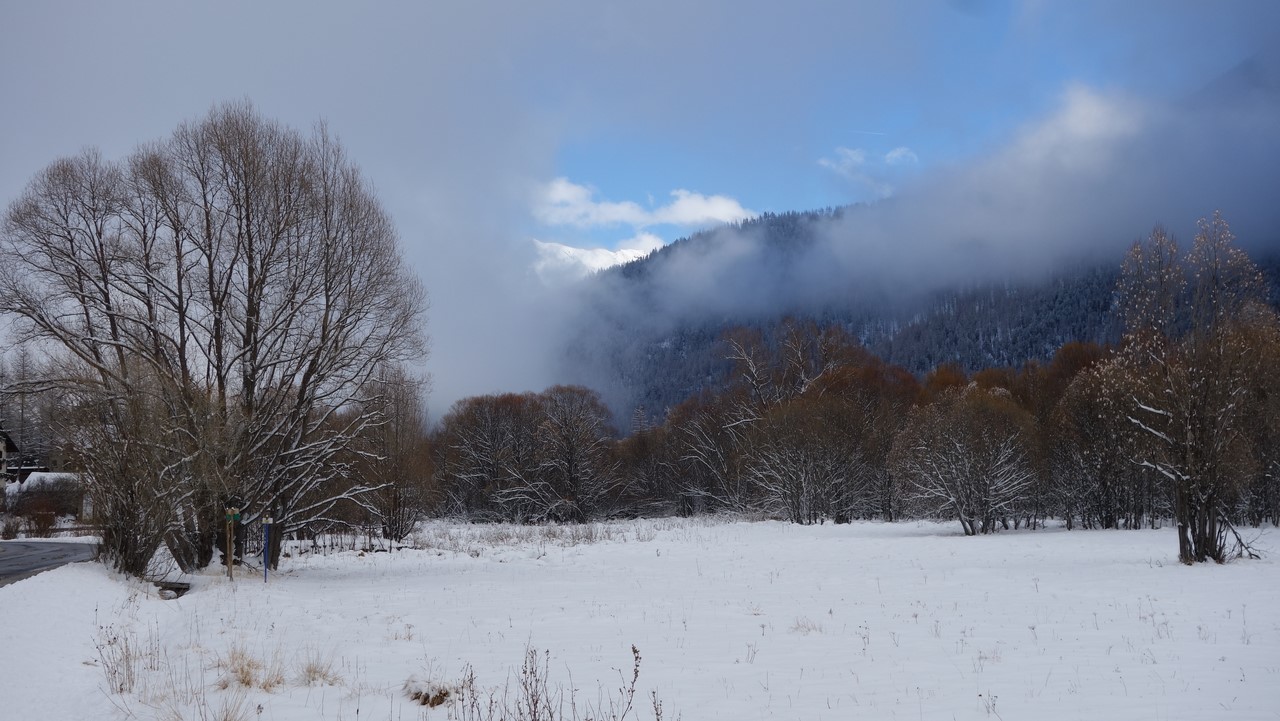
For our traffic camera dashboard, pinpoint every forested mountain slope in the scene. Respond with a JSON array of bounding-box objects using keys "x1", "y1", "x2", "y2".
[{"x1": 563, "y1": 209, "x2": 1279, "y2": 429}]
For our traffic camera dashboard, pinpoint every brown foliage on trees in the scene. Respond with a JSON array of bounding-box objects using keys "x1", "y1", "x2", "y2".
[
  {"x1": 433, "y1": 386, "x2": 617, "y2": 522},
  {"x1": 1119, "y1": 213, "x2": 1273, "y2": 562},
  {"x1": 922, "y1": 363, "x2": 967, "y2": 401},
  {"x1": 743, "y1": 395, "x2": 873, "y2": 524}
]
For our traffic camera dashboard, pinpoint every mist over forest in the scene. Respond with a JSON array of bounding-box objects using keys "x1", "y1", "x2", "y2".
[{"x1": 558, "y1": 203, "x2": 1279, "y2": 428}]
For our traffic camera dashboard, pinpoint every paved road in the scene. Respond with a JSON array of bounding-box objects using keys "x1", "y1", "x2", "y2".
[{"x1": 0, "y1": 541, "x2": 98, "y2": 587}]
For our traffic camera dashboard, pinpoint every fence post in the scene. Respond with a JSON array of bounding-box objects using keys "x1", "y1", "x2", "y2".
[{"x1": 224, "y1": 506, "x2": 240, "y2": 581}]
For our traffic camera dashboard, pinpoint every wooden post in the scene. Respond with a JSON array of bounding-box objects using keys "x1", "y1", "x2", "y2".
[{"x1": 225, "y1": 506, "x2": 240, "y2": 581}]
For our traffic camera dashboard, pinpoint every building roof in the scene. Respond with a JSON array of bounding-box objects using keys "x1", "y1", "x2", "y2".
[
  {"x1": 4, "y1": 472, "x2": 80, "y2": 499},
  {"x1": 0, "y1": 429, "x2": 17, "y2": 454}
]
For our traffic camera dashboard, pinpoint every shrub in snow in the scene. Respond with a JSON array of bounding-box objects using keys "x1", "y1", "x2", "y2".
[
  {"x1": 407, "y1": 645, "x2": 661, "y2": 721},
  {"x1": 404, "y1": 675, "x2": 455, "y2": 708}
]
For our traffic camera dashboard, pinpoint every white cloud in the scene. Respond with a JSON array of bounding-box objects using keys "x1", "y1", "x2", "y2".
[
  {"x1": 536, "y1": 178, "x2": 648, "y2": 227},
  {"x1": 885, "y1": 146, "x2": 919, "y2": 165},
  {"x1": 535, "y1": 178, "x2": 755, "y2": 229},
  {"x1": 648, "y1": 189, "x2": 752, "y2": 226},
  {"x1": 817, "y1": 146, "x2": 867, "y2": 176}
]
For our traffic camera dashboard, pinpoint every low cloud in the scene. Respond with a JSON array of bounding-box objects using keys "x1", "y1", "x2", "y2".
[
  {"x1": 653, "y1": 189, "x2": 755, "y2": 227},
  {"x1": 1008, "y1": 84, "x2": 1144, "y2": 172},
  {"x1": 807, "y1": 83, "x2": 1278, "y2": 295},
  {"x1": 529, "y1": 180, "x2": 754, "y2": 286}
]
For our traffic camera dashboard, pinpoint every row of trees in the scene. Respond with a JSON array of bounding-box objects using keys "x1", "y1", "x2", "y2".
[
  {"x1": 0, "y1": 103, "x2": 428, "y2": 575},
  {"x1": 431, "y1": 214, "x2": 1278, "y2": 564}
]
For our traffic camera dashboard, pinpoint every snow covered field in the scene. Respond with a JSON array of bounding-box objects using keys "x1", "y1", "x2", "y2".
[{"x1": 1, "y1": 518, "x2": 1276, "y2": 720}]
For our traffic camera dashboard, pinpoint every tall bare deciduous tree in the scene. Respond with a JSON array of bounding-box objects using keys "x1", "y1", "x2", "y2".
[
  {"x1": 1118, "y1": 214, "x2": 1272, "y2": 563},
  {"x1": 0, "y1": 102, "x2": 427, "y2": 575}
]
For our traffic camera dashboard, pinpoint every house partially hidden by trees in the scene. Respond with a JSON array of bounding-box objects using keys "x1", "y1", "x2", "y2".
[
  {"x1": 1, "y1": 428, "x2": 87, "y2": 528},
  {"x1": 4, "y1": 472, "x2": 86, "y2": 518},
  {"x1": 0, "y1": 430, "x2": 15, "y2": 481}
]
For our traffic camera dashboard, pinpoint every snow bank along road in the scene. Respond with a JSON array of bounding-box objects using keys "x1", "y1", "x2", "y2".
[{"x1": 0, "y1": 540, "x2": 98, "y2": 587}]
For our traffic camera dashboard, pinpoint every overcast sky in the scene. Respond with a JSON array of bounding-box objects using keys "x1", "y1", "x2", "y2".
[{"x1": 2, "y1": 1, "x2": 1279, "y2": 415}]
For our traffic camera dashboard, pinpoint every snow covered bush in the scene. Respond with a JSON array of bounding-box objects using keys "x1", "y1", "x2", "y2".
[{"x1": 890, "y1": 383, "x2": 1035, "y2": 535}]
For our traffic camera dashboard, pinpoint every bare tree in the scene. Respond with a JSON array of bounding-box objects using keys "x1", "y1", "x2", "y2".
[
  {"x1": 433, "y1": 392, "x2": 544, "y2": 521},
  {"x1": 1239, "y1": 311, "x2": 1280, "y2": 526},
  {"x1": 537, "y1": 385, "x2": 617, "y2": 521},
  {"x1": 0, "y1": 102, "x2": 427, "y2": 574},
  {"x1": 432, "y1": 387, "x2": 617, "y2": 523},
  {"x1": 676, "y1": 321, "x2": 870, "y2": 518},
  {"x1": 1118, "y1": 215, "x2": 1272, "y2": 563},
  {"x1": 743, "y1": 396, "x2": 873, "y2": 524},
  {"x1": 810, "y1": 357, "x2": 920, "y2": 521},
  {"x1": 668, "y1": 390, "x2": 752, "y2": 514},
  {"x1": 354, "y1": 364, "x2": 434, "y2": 543},
  {"x1": 45, "y1": 357, "x2": 196, "y2": 574},
  {"x1": 0, "y1": 346, "x2": 54, "y2": 466},
  {"x1": 612, "y1": 423, "x2": 681, "y2": 517},
  {"x1": 891, "y1": 384, "x2": 1035, "y2": 535},
  {"x1": 1049, "y1": 358, "x2": 1164, "y2": 530}
]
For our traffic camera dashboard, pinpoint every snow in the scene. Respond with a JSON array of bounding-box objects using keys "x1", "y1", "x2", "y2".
[
  {"x1": 1, "y1": 518, "x2": 1276, "y2": 720},
  {"x1": 532, "y1": 238, "x2": 659, "y2": 280},
  {"x1": 4, "y1": 472, "x2": 80, "y2": 499}
]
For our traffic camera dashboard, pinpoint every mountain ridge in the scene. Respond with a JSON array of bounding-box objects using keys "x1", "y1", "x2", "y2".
[{"x1": 563, "y1": 207, "x2": 1279, "y2": 430}]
